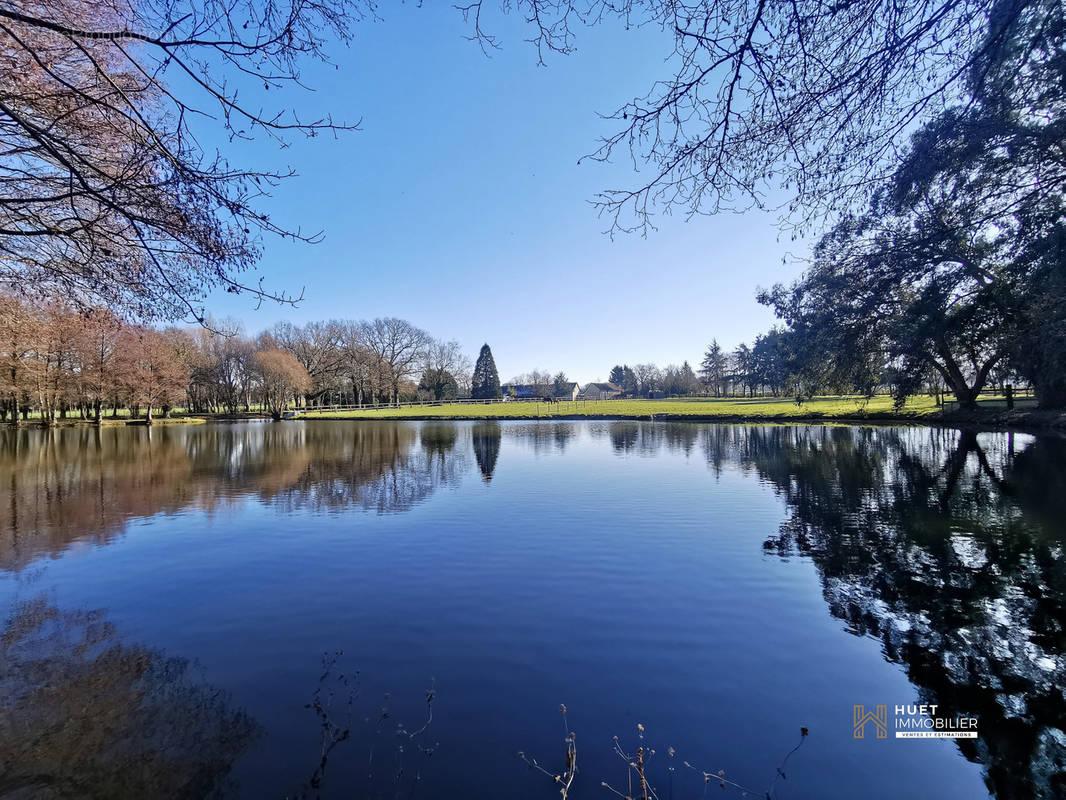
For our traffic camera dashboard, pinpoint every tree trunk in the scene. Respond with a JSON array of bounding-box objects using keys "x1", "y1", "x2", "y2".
[
  {"x1": 145, "y1": 405, "x2": 153, "y2": 425},
  {"x1": 952, "y1": 385, "x2": 979, "y2": 409},
  {"x1": 1036, "y1": 384, "x2": 1066, "y2": 409},
  {"x1": 933, "y1": 346, "x2": 999, "y2": 411}
]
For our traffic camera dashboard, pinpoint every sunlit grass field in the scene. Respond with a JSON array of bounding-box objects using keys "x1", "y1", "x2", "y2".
[{"x1": 299, "y1": 395, "x2": 941, "y2": 420}]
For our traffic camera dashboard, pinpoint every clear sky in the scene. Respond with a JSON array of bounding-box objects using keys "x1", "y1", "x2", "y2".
[{"x1": 203, "y1": 5, "x2": 804, "y2": 384}]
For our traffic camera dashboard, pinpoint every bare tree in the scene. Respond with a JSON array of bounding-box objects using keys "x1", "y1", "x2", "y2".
[
  {"x1": 357, "y1": 318, "x2": 430, "y2": 405},
  {"x1": 253, "y1": 348, "x2": 312, "y2": 418},
  {"x1": 460, "y1": 0, "x2": 1044, "y2": 232},
  {"x1": 32, "y1": 303, "x2": 80, "y2": 423},
  {"x1": 421, "y1": 338, "x2": 472, "y2": 397},
  {"x1": 74, "y1": 308, "x2": 123, "y2": 422},
  {"x1": 632, "y1": 362, "x2": 661, "y2": 396},
  {"x1": 510, "y1": 369, "x2": 554, "y2": 397},
  {"x1": 339, "y1": 321, "x2": 386, "y2": 406},
  {"x1": 268, "y1": 320, "x2": 346, "y2": 405},
  {"x1": 0, "y1": 293, "x2": 39, "y2": 421},
  {"x1": 528, "y1": 369, "x2": 552, "y2": 396},
  {"x1": 116, "y1": 324, "x2": 188, "y2": 422},
  {"x1": 0, "y1": 0, "x2": 369, "y2": 320},
  {"x1": 2, "y1": 0, "x2": 1052, "y2": 328}
]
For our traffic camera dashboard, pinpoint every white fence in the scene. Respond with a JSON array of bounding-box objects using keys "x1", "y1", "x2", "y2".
[{"x1": 297, "y1": 396, "x2": 572, "y2": 413}]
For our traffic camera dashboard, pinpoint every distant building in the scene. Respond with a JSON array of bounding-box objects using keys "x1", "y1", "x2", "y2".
[
  {"x1": 578, "y1": 382, "x2": 622, "y2": 400},
  {"x1": 501, "y1": 382, "x2": 580, "y2": 401}
]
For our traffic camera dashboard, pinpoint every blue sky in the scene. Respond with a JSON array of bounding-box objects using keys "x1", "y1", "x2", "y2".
[{"x1": 204, "y1": 5, "x2": 803, "y2": 383}]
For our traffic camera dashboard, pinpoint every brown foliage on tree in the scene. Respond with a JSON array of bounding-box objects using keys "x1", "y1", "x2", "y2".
[
  {"x1": 0, "y1": 0, "x2": 365, "y2": 320},
  {"x1": 116, "y1": 325, "x2": 189, "y2": 423},
  {"x1": 1, "y1": 297, "x2": 463, "y2": 421},
  {"x1": 73, "y1": 308, "x2": 123, "y2": 422},
  {"x1": 0, "y1": 293, "x2": 40, "y2": 420},
  {"x1": 253, "y1": 348, "x2": 311, "y2": 418}
]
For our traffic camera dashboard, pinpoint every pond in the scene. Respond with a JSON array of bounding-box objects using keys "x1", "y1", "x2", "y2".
[{"x1": 0, "y1": 421, "x2": 1063, "y2": 799}]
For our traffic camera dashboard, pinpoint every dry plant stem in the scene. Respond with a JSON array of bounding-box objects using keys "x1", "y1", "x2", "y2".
[
  {"x1": 559, "y1": 732, "x2": 577, "y2": 799},
  {"x1": 601, "y1": 722, "x2": 809, "y2": 799},
  {"x1": 518, "y1": 704, "x2": 577, "y2": 799},
  {"x1": 308, "y1": 651, "x2": 355, "y2": 791},
  {"x1": 297, "y1": 653, "x2": 437, "y2": 799}
]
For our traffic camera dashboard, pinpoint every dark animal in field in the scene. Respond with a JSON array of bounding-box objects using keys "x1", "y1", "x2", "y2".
[{"x1": 541, "y1": 396, "x2": 558, "y2": 404}]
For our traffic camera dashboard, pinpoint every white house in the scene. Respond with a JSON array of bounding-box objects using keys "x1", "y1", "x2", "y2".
[{"x1": 578, "y1": 382, "x2": 622, "y2": 400}]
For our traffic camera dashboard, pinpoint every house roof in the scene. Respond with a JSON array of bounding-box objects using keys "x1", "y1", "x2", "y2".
[
  {"x1": 580, "y1": 382, "x2": 621, "y2": 392},
  {"x1": 502, "y1": 382, "x2": 578, "y2": 397}
]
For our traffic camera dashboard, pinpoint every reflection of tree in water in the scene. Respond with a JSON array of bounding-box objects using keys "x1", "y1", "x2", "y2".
[
  {"x1": 505, "y1": 422, "x2": 575, "y2": 455},
  {"x1": 0, "y1": 597, "x2": 258, "y2": 799},
  {"x1": 607, "y1": 421, "x2": 639, "y2": 454},
  {"x1": 471, "y1": 423, "x2": 501, "y2": 482},
  {"x1": 265, "y1": 423, "x2": 466, "y2": 515},
  {"x1": 0, "y1": 422, "x2": 471, "y2": 571},
  {"x1": 606, "y1": 421, "x2": 700, "y2": 457},
  {"x1": 598, "y1": 422, "x2": 1066, "y2": 797},
  {"x1": 723, "y1": 425, "x2": 1066, "y2": 800},
  {"x1": 0, "y1": 426, "x2": 198, "y2": 570}
]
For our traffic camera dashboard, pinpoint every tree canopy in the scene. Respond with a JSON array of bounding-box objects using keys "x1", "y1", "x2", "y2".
[
  {"x1": 760, "y1": 0, "x2": 1065, "y2": 407},
  {"x1": 0, "y1": 0, "x2": 379, "y2": 321},
  {"x1": 471, "y1": 344, "x2": 500, "y2": 400},
  {"x1": 461, "y1": 0, "x2": 1059, "y2": 232},
  {"x1": 4, "y1": 0, "x2": 1062, "y2": 320}
]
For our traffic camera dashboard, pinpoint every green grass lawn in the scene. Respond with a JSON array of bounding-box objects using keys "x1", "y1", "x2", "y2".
[{"x1": 299, "y1": 394, "x2": 940, "y2": 420}]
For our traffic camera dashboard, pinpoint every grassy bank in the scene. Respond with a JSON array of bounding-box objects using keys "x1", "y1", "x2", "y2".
[{"x1": 299, "y1": 395, "x2": 940, "y2": 421}]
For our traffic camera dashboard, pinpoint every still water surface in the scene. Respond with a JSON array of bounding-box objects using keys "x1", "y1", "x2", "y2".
[{"x1": 1, "y1": 421, "x2": 1063, "y2": 799}]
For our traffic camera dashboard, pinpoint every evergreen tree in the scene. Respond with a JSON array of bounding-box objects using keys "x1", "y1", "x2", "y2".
[
  {"x1": 472, "y1": 422, "x2": 501, "y2": 481},
  {"x1": 700, "y1": 340, "x2": 728, "y2": 397},
  {"x1": 471, "y1": 344, "x2": 501, "y2": 400},
  {"x1": 608, "y1": 365, "x2": 626, "y2": 385},
  {"x1": 552, "y1": 371, "x2": 570, "y2": 396},
  {"x1": 679, "y1": 361, "x2": 698, "y2": 394},
  {"x1": 732, "y1": 344, "x2": 756, "y2": 397}
]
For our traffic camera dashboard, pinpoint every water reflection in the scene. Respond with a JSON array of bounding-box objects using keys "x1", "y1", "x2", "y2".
[
  {"x1": 601, "y1": 420, "x2": 700, "y2": 457},
  {"x1": 0, "y1": 596, "x2": 257, "y2": 799},
  {"x1": 3, "y1": 420, "x2": 1064, "y2": 798},
  {"x1": 470, "y1": 423, "x2": 500, "y2": 482},
  {"x1": 0, "y1": 422, "x2": 468, "y2": 571},
  {"x1": 678, "y1": 423, "x2": 1063, "y2": 800},
  {"x1": 503, "y1": 422, "x2": 575, "y2": 455}
]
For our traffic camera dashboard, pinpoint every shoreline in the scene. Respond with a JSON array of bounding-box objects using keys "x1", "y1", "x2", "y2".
[
  {"x1": 294, "y1": 408, "x2": 1066, "y2": 432},
  {"x1": 7, "y1": 409, "x2": 1064, "y2": 433}
]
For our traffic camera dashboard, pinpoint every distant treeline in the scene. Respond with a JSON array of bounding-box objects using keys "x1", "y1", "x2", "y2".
[
  {"x1": 0, "y1": 299, "x2": 470, "y2": 422},
  {"x1": 0, "y1": 292, "x2": 1033, "y2": 426}
]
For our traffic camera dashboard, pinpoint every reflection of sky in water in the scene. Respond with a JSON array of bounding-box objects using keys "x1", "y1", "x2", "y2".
[{"x1": 1, "y1": 421, "x2": 1063, "y2": 799}]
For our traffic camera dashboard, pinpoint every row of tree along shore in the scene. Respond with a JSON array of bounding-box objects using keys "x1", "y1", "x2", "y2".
[
  {"x1": 0, "y1": 296, "x2": 1049, "y2": 427},
  {"x1": 3, "y1": 0, "x2": 1062, "y2": 421},
  {"x1": 0, "y1": 0, "x2": 1061, "y2": 424}
]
